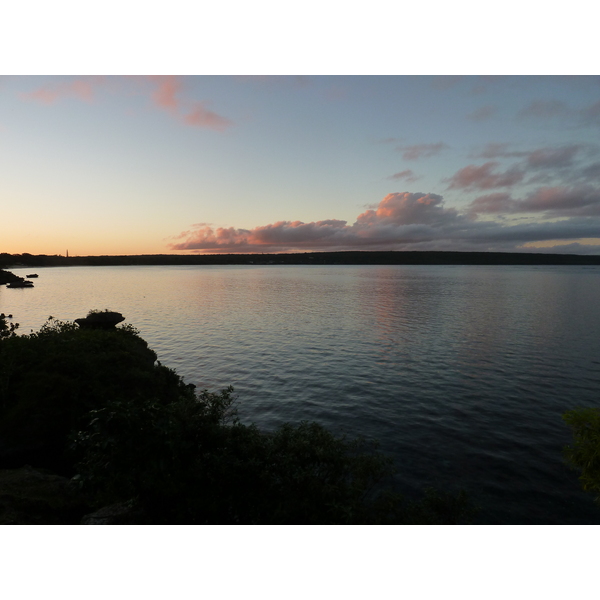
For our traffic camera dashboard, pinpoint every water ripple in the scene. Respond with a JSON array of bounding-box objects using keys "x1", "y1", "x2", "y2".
[{"x1": 3, "y1": 264, "x2": 600, "y2": 523}]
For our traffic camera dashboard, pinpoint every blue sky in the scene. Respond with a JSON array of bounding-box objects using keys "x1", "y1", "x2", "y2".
[{"x1": 2, "y1": 74, "x2": 600, "y2": 255}]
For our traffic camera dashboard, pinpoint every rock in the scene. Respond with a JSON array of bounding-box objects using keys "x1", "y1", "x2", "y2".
[
  {"x1": 0, "y1": 269, "x2": 22, "y2": 286},
  {"x1": 0, "y1": 466, "x2": 90, "y2": 524},
  {"x1": 75, "y1": 311, "x2": 125, "y2": 330}
]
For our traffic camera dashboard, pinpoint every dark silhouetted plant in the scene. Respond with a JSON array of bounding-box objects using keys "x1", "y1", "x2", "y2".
[
  {"x1": 563, "y1": 407, "x2": 600, "y2": 505},
  {"x1": 0, "y1": 315, "x2": 19, "y2": 339},
  {"x1": 1, "y1": 313, "x2": 476, "y2": 524},
  {"x1": 0, "y1": 316, "x2": 192, "y2": 473}
]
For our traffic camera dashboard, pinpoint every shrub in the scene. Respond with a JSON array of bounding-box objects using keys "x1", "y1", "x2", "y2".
[
  {"x1": 2, "y1": 313, "x2": 476, "y2": 524},
  {"x1": 0, "y1": 315, "x2": 19, "y2": 339},
  {"x1": 72, "y1": 388, "x2": 476, "y2": 524},
  {"x1": 563, "y1": 407, "x2": 600, "y2": 504},
  {"x1": 0, "y1": 316, "x2": 193, "y2": 473}
]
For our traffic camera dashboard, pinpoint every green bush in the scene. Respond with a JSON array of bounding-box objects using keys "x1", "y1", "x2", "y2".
[{"x1": 563, "y1": 408, "x2": 600, "y2": 504}]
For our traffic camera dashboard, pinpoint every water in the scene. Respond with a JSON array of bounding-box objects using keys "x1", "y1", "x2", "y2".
[{"x1": 2, "y1": 263, "x2": 600, "y2": 524}]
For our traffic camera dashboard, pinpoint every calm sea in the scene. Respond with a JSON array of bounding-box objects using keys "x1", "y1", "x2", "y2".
[{"x1": 2, "y1": 263, "x2": 600, "y2": 524}]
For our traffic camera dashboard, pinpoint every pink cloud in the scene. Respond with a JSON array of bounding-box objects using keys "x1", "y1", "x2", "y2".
[
  {"x1": 169, "y1": 192, "x2": 463, "y2": 253},
  {"x1": 184, "y1": 103, "x2": 232, "y2": 131},
  {"x1": 355, "y1": 192, "x2": 454, "y2": 226},
  {"x1": 168, "y1": 188, "x2": 600, "y2": 254},
  {"x1": 145, "y1": 76, "x2": 233, "y2": 132},
  {"x1": 447, "y1": 162, "x2": 524, "y2": 190},
  {"x1": 22, "y1": 75, "x2": 233, "y2": 132},
  {"x1": 22, "y1": 78, "x2": 97, "y2": 104},
  {"x1": 149, "y1": 75, "x2": 182, "y2": 112}
]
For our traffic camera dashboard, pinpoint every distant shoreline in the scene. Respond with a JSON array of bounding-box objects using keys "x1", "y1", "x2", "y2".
[{"x1": 3, "y1": 250, "x2": 600, "y2": 268}]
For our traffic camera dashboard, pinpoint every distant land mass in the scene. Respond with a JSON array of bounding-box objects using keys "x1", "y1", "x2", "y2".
[{"x1": 2, "y1": 251, "x2": 600, "y2": 268}]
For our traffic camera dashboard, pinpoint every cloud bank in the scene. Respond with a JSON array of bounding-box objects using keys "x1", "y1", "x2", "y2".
[{"x1": 169, "y1": 191, "x2": 600, "y2": 254}]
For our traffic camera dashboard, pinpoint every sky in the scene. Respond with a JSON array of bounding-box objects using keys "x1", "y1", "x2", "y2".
[{"x1": 2, "y1": 75, "x2": 600, "y2": 255}]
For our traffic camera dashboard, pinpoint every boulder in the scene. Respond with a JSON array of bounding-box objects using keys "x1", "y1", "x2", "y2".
[{"x1": 75, "y1": 311, "x2": 125, "y2": 330}]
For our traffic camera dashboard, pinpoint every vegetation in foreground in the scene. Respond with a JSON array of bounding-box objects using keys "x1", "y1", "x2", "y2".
[
  {"x1": 0, "y1": 312, "x2": 476, "y2": 524},
  {"x1": 563, "y1": 408, "x2": 600, "y2": 506}
]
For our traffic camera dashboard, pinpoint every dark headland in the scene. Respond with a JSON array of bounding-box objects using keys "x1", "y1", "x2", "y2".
[{"x1": 2, "y1": 250, "x2": 600, "y2": 268}]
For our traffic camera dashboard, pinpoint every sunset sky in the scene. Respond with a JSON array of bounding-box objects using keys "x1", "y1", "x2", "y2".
[{"x1": 3, "y1": 75, "x2": 600, "y2": 255}]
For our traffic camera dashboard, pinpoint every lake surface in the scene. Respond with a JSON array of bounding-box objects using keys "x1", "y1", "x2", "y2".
[{"x1": 2, "y1": 263, "x2": 600, "y2": 524}]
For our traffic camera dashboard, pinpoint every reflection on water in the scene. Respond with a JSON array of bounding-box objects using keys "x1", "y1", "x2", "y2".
[{"x1": 2, "y1": 263, "x2": 600, "y2": 524}]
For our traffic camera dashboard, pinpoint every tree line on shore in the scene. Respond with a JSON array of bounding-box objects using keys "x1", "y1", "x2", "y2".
[{"x1": 3, "y1": 250, "x2": 600, "y2": 269}]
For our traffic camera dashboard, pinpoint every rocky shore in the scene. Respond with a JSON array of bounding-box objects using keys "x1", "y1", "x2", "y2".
[{"x1": 0, "y1": 269, "x2": 22, "y2": 285}]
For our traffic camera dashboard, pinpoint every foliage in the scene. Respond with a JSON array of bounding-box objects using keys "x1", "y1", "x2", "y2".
[
  {"x1": 0, "y1": 316, "x2": 192, "y2": 473},
  {"x1": 563, "y1": 408, "x2": 600, "y2": 504},
  {"x1": 0, "y1": 315, "x2": 19, "y2": 339},
  {"x1": 1, "y1": 312, "x2": 476, "y2": 524},
  {"x1": 72, "y1": 388, "x2": 476, "y2": 524}
]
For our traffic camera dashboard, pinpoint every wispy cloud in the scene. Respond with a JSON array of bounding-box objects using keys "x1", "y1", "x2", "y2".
[
  {"x1": 184, "y1": 102, "x2": 232, "y2": 131},
  {"x1": 468, "y1": 185, "x2": 600, "y2": 218},
  {"x1": 580, "y1": 161, "x2": 600, "y2": 182},
  {"x1": 395, "y1": 142, "x2": 449, "y2": 160},
  {"x1": 387, "y1": 169, "x2": 419, "y2": 182},
  {"x1": 447, "y1": 162, "x2": 525, "y2": 190},
  {"x1": 144, "y1": 76, "x2": 233, "y2": 131},
  {"x1": 430, "y1": 76, "x2": 464, "y2": 91},
  {"x1": 21, "y1": 75, "x2": 233, "y2": 132},
  {"x1": 474, "y1": 143, "x2": 526, "y2": 159},
  {"x1": 580, "y1": 100, "x2": 600, "y2": 126},
  {"x1": 21, "y1": 77, "x2": 99, "y2": 104},
  {"x1": 518, "y1": 99, "x2": 600, "y2": 127},
  {"x1": 518, "y1": 99, "x2": 570, "y2": 119},
  {"x1": 149, "y1": 75, "x2": 181, "y2": 113},
  {"x1": 475, "y1": 143, "x2": 587, "y2": 166},
  {"x1": 526, "y1": 145, "x2": 581, "y2": 169},
  {"x1": 469, "y1": 142, "x2": 599, "y2": 188},
  {"x1": 466, "y1": 105, "x2": 497, "y2": 121}
]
